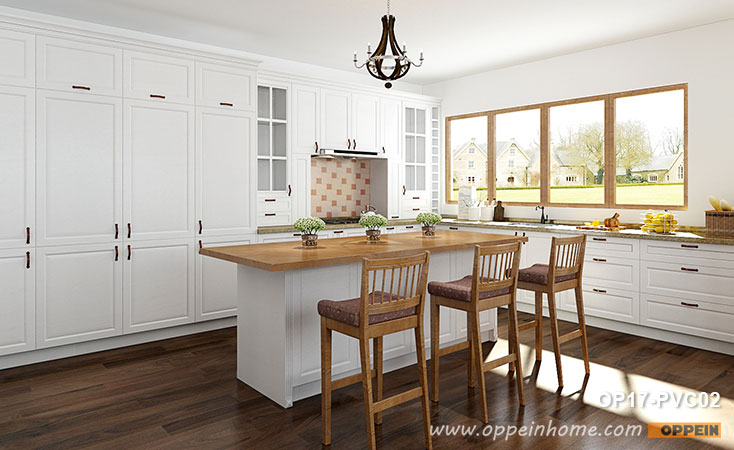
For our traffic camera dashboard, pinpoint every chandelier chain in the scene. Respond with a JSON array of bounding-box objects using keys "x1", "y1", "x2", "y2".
[{"x1": 387, "y1": 0, "x2": 390, "y2": 16}]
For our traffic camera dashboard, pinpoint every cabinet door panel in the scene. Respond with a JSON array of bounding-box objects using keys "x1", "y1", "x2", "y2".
[
  {"x1": 196, "y1": 62, "x2": 255, "y2": 111},
  {"x1": 124, "y1": 101, "x2": 194, "y2": 241},
  {"x1": 37, "y1": 244, "x2": 122, "y2": 348},
  {"x1": 0, "y1": 29, "x2": 34, "y2": 87},
  {"x1": 124, "y1": 51, "x2": 194, "y2": 104},
  {"x1": 37, "y1": 36, "x2": 122, "y2": 96},
  {"x1": 196, "y1": 108, "x2": 255, "y2": 236},
  {"x1": 380, "y1": 97, "x2": 401, "y2": 158},
  {"x1": 0, "y1": 86, "x2": 34, "y2": 249},
  {"x1": 37, "y1": 91, "x2": 122, "y2": 246},
  {"x1": 292, "y1": 85, "x2": 319, "y2": 155},
  {"x1": 0, "y1": 249, "x2": 35, "y2": 356},
  {"x1": 320, "y1": 89, "x2": 350, "y2": 149},
  {"x1": 124, "y1": 239, "x2": 194, "y2": 333},
  {"x1": 351, "y1": 94, "x2": 379, "y2": 153},
  {"x1": 291, "y1": 155, "x2": 311, "y2": 219}
]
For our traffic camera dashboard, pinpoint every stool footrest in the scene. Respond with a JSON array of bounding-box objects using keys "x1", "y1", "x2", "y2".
[
  {"x1": 517, "y1": 320, "x2": 538, "y2": 332},
  {"x1": 437, "y1": 340, "x2": 470, "y2": 357},
  {"x1": 558, "y1": 329, "x2": 582, "y2": 345},
  {"x1": 331, "y1": 369, "x2": 376, "y2": 391},
  {"x1": 372, "y1": 387, "x2": 423, "y2": 413},
  {"x1": 482, "y1": 353, "x2": 517, "y2": 372}
]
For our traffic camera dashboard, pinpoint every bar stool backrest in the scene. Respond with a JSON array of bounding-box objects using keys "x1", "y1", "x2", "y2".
[
  {"x1": 360, "y1": 251, "x2": 431, "y2": 327},
  {"x1": 471, "y1": 242, "x2": 523, "y2": 303},
  {"x1": 548, "y1": 235, "x2": 587, "y2": 283}
]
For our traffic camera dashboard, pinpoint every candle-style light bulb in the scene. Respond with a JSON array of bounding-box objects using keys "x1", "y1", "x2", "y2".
[
  {"x1": 367, "y1": 42, "x2": 372, "y2": 53},
  {"x1": 402, "y1": 42, "x2": 407, "y2": 52},
  {"x1": 353, "y1": 51, "x2": 357, "y2": 62},
  {"x1": 419, "y1": 49, "x2": 424, "y2": 60}
]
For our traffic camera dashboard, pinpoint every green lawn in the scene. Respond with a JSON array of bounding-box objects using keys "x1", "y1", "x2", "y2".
[{"x1": 451, "y1": 184, "x2": 684, "y2": 206}]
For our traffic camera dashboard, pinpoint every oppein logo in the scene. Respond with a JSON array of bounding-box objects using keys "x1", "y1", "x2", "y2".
[{"x1": 648, "y1": 423, "x2": 721, "y2": 439}]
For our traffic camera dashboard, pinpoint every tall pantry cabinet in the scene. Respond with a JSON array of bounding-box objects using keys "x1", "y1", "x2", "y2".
[{"x1": 0, "y1": 26, "x2": 259, "y2": 358}]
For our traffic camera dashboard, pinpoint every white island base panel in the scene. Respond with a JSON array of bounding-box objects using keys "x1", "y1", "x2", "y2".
[{"x1": 236, "y1": 248, "x2": 498, "y2": 408}]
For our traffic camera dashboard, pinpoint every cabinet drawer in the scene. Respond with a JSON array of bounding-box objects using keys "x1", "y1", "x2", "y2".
[
  {"x1": 37, "y1": 36, "x2": 122, "y2": 96},
  {"x1": 124, "y1": 51, "x2": 194, "y2": 104},
  {"x1": 257, "y1": 211, "x2": 292, "y2": 226},
  {"x1": 258, "y1": 196, "x2": 292, "y2": 213},
  {"x1": 563, "y1": 286, "x2": 639, "y2": 324},
  {"x1": 196, "y1": 62, "x2": 256, "y2": 111},
  {"x1": 640, "y1": 260, "x2": 734, "y2": 307},
  {"x1": 585, "y1": 235, "x2": 639, "y2": 259},
  {"x1": 640, "y1": 293, "x2": 734, "y2": 343},
  {"x1": 0, "y1": 28, "x2": 35, "y2": 87},
  {"x1": 641, "y1": 240, "x2": 734, "y2": 268},
  {"x1": 583, "y1": 255, "x2": 638, "y2": 291}
]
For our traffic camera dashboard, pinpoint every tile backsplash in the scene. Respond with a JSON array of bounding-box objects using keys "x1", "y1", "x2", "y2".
[{"x1": 311, "y1": 158, "x2": 370, "y2": 218}]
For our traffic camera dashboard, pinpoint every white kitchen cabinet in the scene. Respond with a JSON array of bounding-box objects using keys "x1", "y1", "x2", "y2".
[
  {"x1": 37, "y1": 36, "x2": 122, "y2": 96},
  {"x1": 584, "y1": 255, "x2": 639, "y2": 292},
  {"x1": 320, "y1": 88, "x2": 351, "y2": 150},
  {"x1": 327, "y1": 228, "x2": 365, "y2": 238},
  {"x1": 196, "y1": 107, "x2": 256, "y2": 237},
  {"x1": 37, "y1": 90, "x2": 122, "y2": 246},
  {"x1": 0, "y1": 86, "x2": 34, "y2": 249},
  {"x1": 258, "y1": 232, "x2": 302, "y2": 243},
  {"x1": 402, "y1": 103, "x2": 431, "y2": 218},
  {"x1": 196, "y1": 235, "x2": 256, "y2": 321},
  {"x1": 380, "y1": 97, "x2": 402, "y2": 158},
  {"x1": 123, "y1": 100, "x2": 195, "y2": 241},
  {"x1": 562, "y1": 286, "x2": 639, "y2": 324},
  {"x1": 0, "y1": 28, "x2": 35, "y2": 87},
  {"x1": 351, "y1": 93, "x2": 380, "y2": 153},
  {"x1": 640, "y1": 260, "x2": 734, "y2": 307},
  {"x1": 36, "y1": 244, "x2": 123, "y2": 348},
  {"x1": 196, "y1": 62, "x2": 256, "y2": 111},
  {"x1": 123, "y1": 50, "x2": 194, "y2": 104},
  {"x1": 291, "y1": 84, "x2": 319, "y2": 155},
  {"x1": 124, "y1": 239, "x2": 194, "y2": 333},
  {"x1": 291, "y1": 154, "x2": 311, "y2": 220},
  {"x1": 641, "y1": 293, "x2": 734, "y2": 343},
  {"x1": 0, "y1": 249, "x2": 35, "y2": 356}
]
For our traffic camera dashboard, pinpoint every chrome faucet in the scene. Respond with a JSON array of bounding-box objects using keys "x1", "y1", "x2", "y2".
[{"x1": 536, "y1": 206, "x2": 548, "y2": 224}]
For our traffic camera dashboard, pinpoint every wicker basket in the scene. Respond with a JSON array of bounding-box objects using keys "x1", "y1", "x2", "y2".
[{"x1": 705, "y1": 210, "x2": 734, "y2": 237}]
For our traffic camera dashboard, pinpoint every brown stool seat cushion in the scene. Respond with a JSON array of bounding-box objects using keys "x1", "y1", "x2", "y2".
[
  {"x1": 427, "y1": 275, "x2": 510, "y2": 302},
  {"x1": 518, "y1": 264, "x2": 577, "y2": 285},
  {"x1": 317, "y1": 292, "x2": 416, "y2": 327}
]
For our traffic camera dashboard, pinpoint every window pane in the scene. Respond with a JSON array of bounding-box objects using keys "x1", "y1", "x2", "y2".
[
  {"x1": 258, "y1": 159, "x2": 270, "y2": 191},
  {"x1": 406, "y1": 165, "x2": 415, "y2": 191},
  {"x1": 448, "y1": 116, "x2": 488, "y2": 202},
  {"x1": 416, "y1": 166, "x2": 425, "y2": 191},
  {"x1": 258, "y1": 86, "x2": 270, "y2": 119},
  {"x1": 416, "y1": 136, "x2": 426, "y2": 163},
  {"x1": 549, "y1": 100, "x2": 605, "y2": 204},
  {"x1": 405, "y1": 108, "x2": 415, "y2": 133},
  {"x1": 272, "y1": 160, "x2": 287, "y2": 191},
  {"x1": 495, "y1": 109, "x2": 540, "y2": 203},
  {"x1": 258, "y1": 121, "x2": 270, "y2": 156},
  {"x1": 416, "y1": 108, "x2": 426, "y2": 134},
  {"x1": 405, "y1": 136, "x2": 415, "y2": 163},
  {"x1": 273, "y1": 123, "x2": 286, "y2": 157},
  {"x1": 615, "y1": 90, "x2": 684, "y2": 206},
  {"x1": 273, "y1": 88, "x2": 287, "y2": 120}
]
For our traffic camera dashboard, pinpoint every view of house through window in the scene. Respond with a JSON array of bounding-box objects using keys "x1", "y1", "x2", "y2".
[
  {"x1": 448, "y1": 115, "x2": 488, "y2": 202},
  {"x1": 495, "y1": 109, "x2": 541, "y2": 203},
  {"x1": 615, "y1": 89, "x2": 685, "y2": 206},
  {"x1": 549, "y1": 100, "x2": 605, "y2": 204}
]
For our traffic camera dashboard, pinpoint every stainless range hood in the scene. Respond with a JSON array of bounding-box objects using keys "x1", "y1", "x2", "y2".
[{"x1": 312, "y1": 148, "x2": 385, "y2": 159}]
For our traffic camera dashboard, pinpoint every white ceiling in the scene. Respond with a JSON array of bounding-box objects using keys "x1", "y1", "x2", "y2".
[{"x1": 1, "y1": 0, "x2": 733, "y2": 85}]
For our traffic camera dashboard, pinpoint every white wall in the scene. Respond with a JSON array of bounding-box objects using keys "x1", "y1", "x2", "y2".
[{"x1": 424, "y1": 20, "x2": 734, "y2": 226}]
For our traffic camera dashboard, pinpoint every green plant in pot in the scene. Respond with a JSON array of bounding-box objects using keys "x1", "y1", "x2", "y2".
[
  {"x1": 293, "y1": 216, "x2": 326, "y2": 248},
  {"x1": 416, "y1": 212, "x2": 442, "y2": 237},
  {"x1": 359, "y1": 212, "x2": 388, "y2": 242}
]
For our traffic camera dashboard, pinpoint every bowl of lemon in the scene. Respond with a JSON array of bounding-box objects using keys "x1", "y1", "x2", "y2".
[{"x1": 641, "y1": 210, "x2": 678, "y2": 234}]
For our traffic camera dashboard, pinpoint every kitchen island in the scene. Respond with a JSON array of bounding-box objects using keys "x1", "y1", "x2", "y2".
[{"x1": 200, "y1": 230, "x2": 527, "y2": 407}]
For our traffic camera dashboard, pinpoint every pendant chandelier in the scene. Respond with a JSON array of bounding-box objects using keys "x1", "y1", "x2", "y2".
[{"x1": 353, "y1": 0, "x2": 423, "y2": 89}]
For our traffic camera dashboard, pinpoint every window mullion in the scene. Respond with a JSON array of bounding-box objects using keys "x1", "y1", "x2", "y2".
[
  {"x1": 540, "y1": 106, "x2": 550, "y2": 205},
  {"x1": 488, "y1": 113, "x2": 496, "y2": 202},
  {"x1": 604, "y1": 95, "x2": 615, "y2": 207}
]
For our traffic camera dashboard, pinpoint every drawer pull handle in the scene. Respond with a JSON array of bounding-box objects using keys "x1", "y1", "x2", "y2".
[
  {"x1": 592, "y1": 288, "x2": 607, "y2": 293},
  {"x1": 403, "y1": 186, "x2": 406, "y2": 195},
  {"x1": 681, "y1": 244, "x2": 699, "y2": 249},
  {"x1": 127, "y1": 245, "x2": 131, "y2": 261},
  {"x1": 333, "y1": 230, "x2": 344, "y2": 234},
  {"x1": 264, "y1": 199, "x2": 276, "y2": 202},
  {"x1": 405, "y1": 226, "x2": 414, "y2": 229},
  {"x1": 293, "y1": 233, "x2": 301, "y2": 237},
  {"x1": 315, "y1": 141, "x2": 319, "y2": 152},
  {"x1": 114, "y1": 224, "x2": 119, "y2": 240},
  {"x1": 199, "y1": 220, "x2": 203, "y2": 234},
  {"x1": 26, "y1": 227, "x2": 30, "y2": 244},
  {"x1": 264, "y1": 213, "x2": 276, "y2": 217},
  {"x1": 26, "y1": 251, "x2": 30, "y2": 269},
  {"x1": 382, "y1": 146, "x2": 386, "y2": 154},
  {"x1": 127, "y1": 223, "x2": 131, "y2": 239},
  {"x1": 353, "y1": 139, "x2": 356, "y2": 149},
  {"x1": 593, "y1": 237, "x2": 607, "y2": 242},
  {"x1": 681, "y1": 267, "x2": 699, "y2": 272},
  {"x1": 449, "y1": 227, "x2": 459, "y2": 231},
  {"x1": 592, "y1": 258, "x2": 607, "y2": 262},
  {"x1": 386, "y1": 227, "x2": 395, "y2": 230},
  {"x1": 391, "y1": 215, "x2": 399, "y2": 219},
  {"x1": 413, "y1": 196, "x2": 420, "y2": 200},
  {"x1": 150, "y1": 94, "x2": 166, "y2": 99},
  {"x1": 72, "y1": 85, "x2": 90, "y2": 91},
  {"x1": 199, "y1": 240, "x2": 203, "y2": 249},
  {"x1": 681, "y1": 302, "x2": 699, "y2": 308},
  {"x1": 347, "y1": 139, "x2": 351, "y2": 149},
  {"x1": 115, "y1": 246, "x2": 119, "y2": 261},
  {"x1": 412, "y1": 208, "x2": 420, "y2": 211},
  {"x1": 288, "y1": 185, "x2": 292, "y2": 197},
  {"x1": 514, "y1": 232, "x2": 518, "y2": 236},
  {"x1": 219, "y1": 102, "x2": 233, "y2": 107}
]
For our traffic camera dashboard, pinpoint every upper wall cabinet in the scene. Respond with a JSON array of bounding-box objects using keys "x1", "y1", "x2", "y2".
[
  {"x1": 196, "y1": 62, "x2": 255, "y2": 111},
  {"x1": 0, "y1": 86, "x2": 35, "y2": 249},
  {"x1": 380, "y1": 97, "x2": 402, "y2": 158},
  {"x1": 292, "y1": 84, "x2": 319, "y2": 155},
  {"x1": 0, "y1": 29, "x2": 35, "y2": 87},
  {"x1": 124, "y1": 50, "x2": 194, "y2": 104},
  {"x1": 320, "y1": 88, "x2": 351, "y2": 150},
  {"x1": 37, "y1": 36, "x2": 122, "y2": 96},
  {"x1": 351, "y1": 94, "x2": 380, "y2": 153}
]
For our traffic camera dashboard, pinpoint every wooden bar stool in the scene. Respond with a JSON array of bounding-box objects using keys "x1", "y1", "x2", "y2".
[
  {"x1": 318, "y1": 251, "x2": 432, "y2": 450},
  {"x1": 517, "y1": 234, "x2": 590, "y2": 388},
  {"x1": 428, "y1": 242, "x2": 524, "y2": 423}
]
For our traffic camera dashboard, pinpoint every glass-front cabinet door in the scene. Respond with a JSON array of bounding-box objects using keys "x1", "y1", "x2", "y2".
[
  {"x1": 403, "y1": 104, "x2": 431, "y2": 218},
  {"x1": 257, "y1": 85, "x2": 288, "y2": 193}
]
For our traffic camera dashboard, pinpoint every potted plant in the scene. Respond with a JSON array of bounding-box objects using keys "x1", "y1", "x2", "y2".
[
  {"x1": 293, "y1": 216, "x2": 326, "y2": 248},
  {"x1": 416, "y1": 212, "x2": 442, "y2": 237},
  {"x1": 359, "y1": 212, "x2": 388, "y2": 242}
]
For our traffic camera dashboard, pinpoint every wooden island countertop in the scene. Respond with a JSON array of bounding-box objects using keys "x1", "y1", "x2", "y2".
[{"x1": 200, "y1": 230, "x2": 527, "y2": 271}]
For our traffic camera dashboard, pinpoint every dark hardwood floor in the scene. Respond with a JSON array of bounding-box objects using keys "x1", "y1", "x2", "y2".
[{"x1": 1, "y1": 312, "x2": 731, "y2": 449}]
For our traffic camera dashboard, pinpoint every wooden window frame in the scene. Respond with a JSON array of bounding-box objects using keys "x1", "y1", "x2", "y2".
[{"x1": 445, "y1": 83, "x2": 688, "y2": 210}]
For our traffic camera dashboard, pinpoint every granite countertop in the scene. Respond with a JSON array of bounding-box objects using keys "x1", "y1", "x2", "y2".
[{"x1": 257, "y1": 219, "x2": 417, "y2": 234}]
